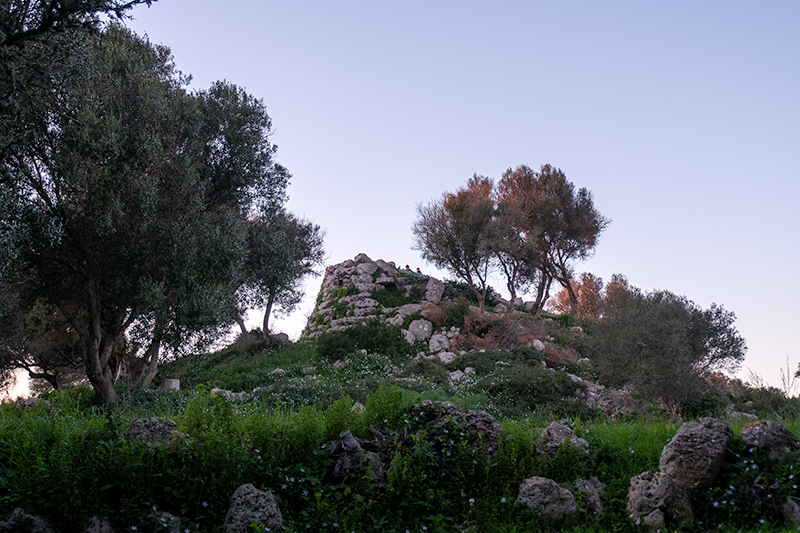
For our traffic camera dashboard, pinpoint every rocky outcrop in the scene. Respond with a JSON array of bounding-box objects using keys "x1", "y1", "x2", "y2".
[
  {"x1": 627, "y1": 471, "x2": 694, "y2": 529},
  {"x1": 516, "y1": 477, "x2": 577, "y2": 520},
  {"x1": 536, "y1": 421, "x2": 589, "y2": 458},
  {"x1": 224, "y1": 484, "x2": 283, "y2": 532},
  {"x1": 305, "y1": 254, "x2": 433, "y2": 337},
  {"x1": 740, "y1": 420, "x2": 800, "y2": 462},
  {"x1": 659, "y1": 417, "x2": 732, "y2": 487},
  {"x1": 327, "y1": 429, "x2": 387, "y2": 486},
  {"x1": 0, "y1": 508, "x2": 54, "y2": 533},
  {"x1": 127, "y1": 417, "x2": 185, "y2": 446},
  {"x1": 417, "y1": 401, "x2": 502, "y2": 454}
]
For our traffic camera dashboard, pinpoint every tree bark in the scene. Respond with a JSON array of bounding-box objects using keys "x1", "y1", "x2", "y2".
[{"x1": 236, "y1": 316, "x2": 248, "y2": 334}]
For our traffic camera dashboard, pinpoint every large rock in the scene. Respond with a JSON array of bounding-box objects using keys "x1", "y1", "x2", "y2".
[
  {"x1": 740, "y1": 420, "x2": 800, "y2": 462},
  {"x1": 428, "y1": 332, "x2": 450, "y2": 352},
  {"x1": 516, "y1": 477, "x2": 577, "y2": 521},
  {"x1": 326, "y1": 430, "x2": 385, "y2": 486},
  {"x1": 224, "y1": 484, "x2": 283, "y2": 532},
  {"x1": 627, "y1": 472, "x2": 693, "y2": 529},
  {"x1": 0, "y1": 508, "x2": 54, "y2": 533},
  {"x1": 84, "y1": 517, "x2": 114, "y2": 533},
  {"x1": 424, "y1": 278, "x2": 445, "y2": 304},
  {"x1": 573, "y1": 477, "x2": 606, "y2": 516},
  {"x1": 659, "y1": 417, "x2": 732, "y2": 487},
  {"x1": 536, "y1": 421, "x2": 589, "y2": 458},
  {"x1": 127, "y1": 417, "x2": 184, "y2": 446},
  {"x1": 417, "y1": 401, "x2": 502, "y2": 454},
  {"x1": 405, "y1": 319, "x2": 433, "y2": 343}
]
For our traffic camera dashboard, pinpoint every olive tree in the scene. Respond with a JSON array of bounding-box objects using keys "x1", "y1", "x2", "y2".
[
  {"x1": 412, "y1": 176, "x2": 495, "y2": 311},
  {"x1": 589, "y1": 289, "x2": 747, "y2": 416},
  {"x1": 3, "y1": 26, "x2": 289, "y2": 404},
  {"x1": 237, "y1": 211, "x2": 325, "y2": 340}
]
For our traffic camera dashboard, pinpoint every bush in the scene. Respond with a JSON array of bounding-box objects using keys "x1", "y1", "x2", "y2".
[{"x1": 316, "y1": 320, "x2": 416, "y2": 361}]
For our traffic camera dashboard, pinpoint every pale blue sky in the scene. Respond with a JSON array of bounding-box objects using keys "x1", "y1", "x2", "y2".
[{"x1": 127, "y1": 1, "x2": 800, "y2": 388}]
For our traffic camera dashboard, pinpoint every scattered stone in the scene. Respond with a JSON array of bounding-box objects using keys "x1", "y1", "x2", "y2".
[
  {"x1": 782, "y1": 497, "x2": 800, "y2": 524},
  {"x1": 327, "y1": 430, "x2": 387, "y2": 487},
  {"x1": 740, "y1": 420, "x2": 800, "y2": 462},
  {"x1": 449, "y1": 370, "x2": 465, "y2": 382},
  {"x1": 405, "y1": 319, "x2": 433, "y2": 344},
  {"x1": 428, "y1": 332, "x2": 450, "y2": 352},
  {"x1": 425, "y1": 278, "x2": 445, "y2": 304},
  {"x1": 224, "y1": 483, "x2": 283, "y2": 533},
  {"x1": 211, "y1": 388, "x2": 250, "y2": 402},
  {"x1": 16, "y1": 397, "x2": 52, "y2": 411},
  {"x1": 417, "y1": 401, "x2": 502, "y2": 454},
  {"x1": 627, "y1": 472, "x2": 693, "y2": 529},
  {"x1": 127, "y1": 417, "x2": 184, "y2": 446},
  {"x1": 156, "y1": 378, "x2": 179, "y2": 391},
  {"x1": 83, "y1": 516, "x2": 114, "y2": 533},
  {"x1": 573, "y1": 477, "x2": 606, "y2": 516},
  {"x1": 333, "y1": 358, "x2": 350, "y2": 369},
  {"x1": 0, "y1": 508, "x2": 54, "y2": 533},
  {"x1": 726, "y1": 410, "x2": 757, "y2": 421},
  {"x1": 270, "y1": 368, "x2": 286, "y2": 375},
  {"x1": 659, "y1": 417, "x2": 732, "y2": 487},
  {"x1": 531, "y1": 339, "x2": 545, "y2": 351},
  {"x1": 436, "y1": 351, "x2": 457, "y2": 365},
  {"x1": 536, "y1": 421, "x2": 589, "y2": 458},
  {"x1": 516, "y1": 476, "x2": 577, "y2": 520}
]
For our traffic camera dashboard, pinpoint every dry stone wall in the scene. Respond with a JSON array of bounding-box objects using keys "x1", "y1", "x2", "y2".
[{"x1": 304, "y1": 253, "x2": 438, "y2": 338}]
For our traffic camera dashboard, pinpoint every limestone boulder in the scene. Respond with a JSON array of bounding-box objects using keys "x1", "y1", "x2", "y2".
[
  {"x1": 428, "y1": 332, "x2": 450, "y2": 352},
  {"x1": 516, "y1": 477, "x2": 577, "y2": 521},
  {"x1": 659, "y1": 417, "x2": 732, "y2": 487},
  {"x1": 573, "y1": 477, "x2": 606, "y2": 516},
  {"x1": 417, "y1": 401, "x2": 502, "y2": 454},
  {"x1": 83, "y1": 517, "x2": 114, "y2": 533},
  {"x1": 0, "y1": 508, "x2": 54, "y2": 533},
  {"x1": 405, "y1": 319, "x2": 433, "y2": 343},
  {"x1": 627, "y1": 472, "x2": 693, "y2": 529},
  {"x1": 326, "y1": 430, "x2": 385, "y2": 486},
  {"x1": 536, "y1": 421, "x2": 589, "y2": 458},
  {"x1": 436, "y1": 351, "x2": 457, "y2": 364},
  {"x1": 740, "y1": 420, "x2": 800, "y2": 462},
  {"x1": 127, "y1": 417, "x2": 184, "y2": 446},
  {"x1": 224, "y1": 484, "x2": 283, "y2": 533},
  {"x1": 425, "y1": 278, "x2": 445, "y2": 304}
]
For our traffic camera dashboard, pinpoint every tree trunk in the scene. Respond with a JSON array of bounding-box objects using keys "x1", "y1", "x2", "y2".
[
  {"x1": 236, "y1": 316, "x2": 248, "y2": 334},
  {"x1": 530, "y1": 269, "x2": 552, "y2": 318},
  {"x1": 262, "y1": 293, "x2": 275, "y2": 341},
  {"x1": 140, "y1": 337, "x2": 161, "y2": 389},
  {"x1": 564, "y1": 279, "x2": 579, "y2": 316},
  {"x1": 84, "y1": 334, "x2": 118, "y2": 406},
  {"x1": 83, "y1": 283, "x2": 119, "y2": 406}
]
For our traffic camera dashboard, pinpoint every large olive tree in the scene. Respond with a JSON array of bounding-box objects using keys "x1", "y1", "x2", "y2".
[{"x1": 2, "y1": 26, "x2": 289, "y2": 404}]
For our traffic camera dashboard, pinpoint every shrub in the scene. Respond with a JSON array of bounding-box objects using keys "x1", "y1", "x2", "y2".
[{"x1": 370, "y1": 285, "x2": 410, "y2": 308}]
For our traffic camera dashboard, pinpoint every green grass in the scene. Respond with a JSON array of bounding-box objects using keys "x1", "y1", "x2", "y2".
[{"x1": 4, "y1": 333, "x2": 800, "y2": 532}]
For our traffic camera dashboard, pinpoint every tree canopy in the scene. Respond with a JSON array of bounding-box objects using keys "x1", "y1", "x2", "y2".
[
  {"x1": 413, "y1": 165, "x2": 608, "y2": 315},
  {"x1": 0, "y1": 24, "x2": 315, "y2": 404}
]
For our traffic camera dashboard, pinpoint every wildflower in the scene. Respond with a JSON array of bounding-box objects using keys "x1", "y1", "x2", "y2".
[
  {"x1": 713, "y1": 501, "x2": 719, "y2": 507},
  {"x1": 501, "y1": 497, "x2": 507, "y2": 503},
  {"x1": 760, "y1": 518, "x2": 766, "y2": 524},
  {"x1": 202, "y1": 501, "x2": 208, "y2": 508},
  {"x1": 152, "y1": 505, "x2": 157, "y2": 511},
  {"x1": 469, "y1": 498, "x2": 475, "y2": 505},
  {"x1": 281, "y1": 484, "x2": 287, "y2": 490}
]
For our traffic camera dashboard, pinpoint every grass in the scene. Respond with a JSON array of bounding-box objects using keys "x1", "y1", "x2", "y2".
[{"x1": 3, "y1": 328, "x2": 800, "y2": 531}]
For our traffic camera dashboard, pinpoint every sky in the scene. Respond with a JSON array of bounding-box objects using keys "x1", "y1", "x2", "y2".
[{"x1": 122, "y1": 1, "x2": 800, "y2": 389}]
